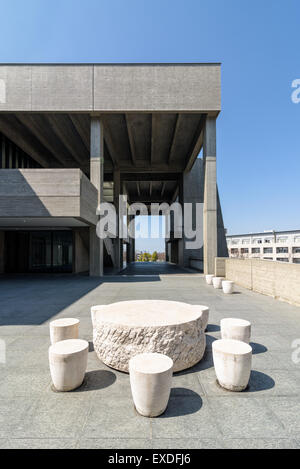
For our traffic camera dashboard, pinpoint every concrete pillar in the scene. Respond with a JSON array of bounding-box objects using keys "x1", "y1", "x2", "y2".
[
  {"x1": 113, "y1": 169, "x2": 121, "y2": 272},
  {"x1": 128, "y1": 214, "x2": 135, "y2": 262},
  {"x1": 89, "y1": 117, "x2": 104, "y2": 276},
  {"x1": 178, "y1": 175, "x2": 185, "y2": 267},
  {"x1": 203, "y1": 116, "x2": 217, "y2": 275}
]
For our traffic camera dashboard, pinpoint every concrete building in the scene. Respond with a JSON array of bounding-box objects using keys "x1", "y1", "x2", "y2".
[
  {"x1": 0, "y1": 64, "x2": 227, "y2": 276},
  {"x1": 227, "y1": 229, "x2": 300, "y2": 264}
]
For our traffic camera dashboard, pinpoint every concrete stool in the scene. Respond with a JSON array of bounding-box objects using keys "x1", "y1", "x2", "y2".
[
  {"x1": 49, "y1": 339, "x2": 88, "y2": 392},
  {"x1": 50, "y1": 318, "x2": 79, "y2": 345},
  {"x1": 222, "y1": 280, "x2": 234, "y2": 294},
  {"x1": 212, "y1": 339, "x2": 252, "y2": 392},
  {"x1": 205, "y1": 274, "x2": 214, "y2": 285},
  {"x1": 129, "y1": 353, "x2": 173, "y2": 417},
  {"x1": 221, "y1": 318, "x2": 251, "y2": 344},
  {"x1": 212, "y1": 277, "x2": 224, "y2": 289}
]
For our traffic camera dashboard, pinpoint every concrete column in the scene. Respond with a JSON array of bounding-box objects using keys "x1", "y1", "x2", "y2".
[
  {"x1": 178, "y1": 175, "x2": 185, "y2": 267},
  {"x1": 203, "y1": 116, "x2": 217, "y2": 275},
  {"x1": 113, "y1": 169, "x2": 121, "y2": 272},
  {"x1": 89, "y1": 117, "x2": 104, "y2": 277}
]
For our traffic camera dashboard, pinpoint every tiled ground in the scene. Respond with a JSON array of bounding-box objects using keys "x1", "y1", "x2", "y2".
[{"x1": 1, "y1": 263, "x2": 300, "y2": 449}]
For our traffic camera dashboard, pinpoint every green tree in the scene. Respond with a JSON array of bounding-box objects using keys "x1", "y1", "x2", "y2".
[{"x1": 151, "y1": 251, "x2": 158, "y2": 262}]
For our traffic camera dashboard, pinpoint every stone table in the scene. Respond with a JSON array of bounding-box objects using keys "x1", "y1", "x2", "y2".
[{"x1": 91, "y1": 300, "x2": 208, "y2": 373}]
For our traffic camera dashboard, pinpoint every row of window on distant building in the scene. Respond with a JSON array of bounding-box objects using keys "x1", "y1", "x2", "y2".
[{"x1": 226, "y1": 230, "x2": 300, "y2": 264}]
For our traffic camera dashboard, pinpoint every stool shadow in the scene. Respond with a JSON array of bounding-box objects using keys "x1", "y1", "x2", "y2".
[
  {"x1": 88, "y1": 341, "x2": 94, "y2": 352},
  {"x1": 206, "y1": 324, "x2": 220, "y2": 332},
  {"x1": 246, "y1": 370, "x2": 275, "y2": 392},
  {"x1": 73, "y1": 369, "x2": 116, "y2": 392},
  {"x1": 158, "y1": 388, "x2": 203, "y2": 418},
  {"x1": 250, "y1": 342, "x2": 268, "y2": 355}
]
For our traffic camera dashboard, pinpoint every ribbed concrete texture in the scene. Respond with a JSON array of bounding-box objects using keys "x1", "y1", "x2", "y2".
[{"x1": 1, "y1": 269, "x2": 300, "y2": 449}]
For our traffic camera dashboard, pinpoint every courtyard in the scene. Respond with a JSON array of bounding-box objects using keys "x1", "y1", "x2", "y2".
[{"x1": 0, "y1": 264, "x2": 300, "y2": 449}]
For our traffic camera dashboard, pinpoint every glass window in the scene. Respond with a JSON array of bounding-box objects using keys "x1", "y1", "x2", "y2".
[
  {"x1": 276, "y1": 247, "x2": 288, "y2": 254},
  {"x1": 263, "y1": 247, "x2": 273, "y2": 254}
]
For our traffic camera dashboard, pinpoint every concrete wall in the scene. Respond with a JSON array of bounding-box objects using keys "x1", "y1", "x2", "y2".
[
  {"x1": 0, "y1": 64, "x2": 221, "y2": 113},
  {"x1": 215, "y1": 257, "x2": 300, "y2": 306},
  {"x1": 0, "y1": 169, "x2": 98, "y2": 225},
  {"x1": 180, "y1": 159, "x2": 227, "y2": 271}
]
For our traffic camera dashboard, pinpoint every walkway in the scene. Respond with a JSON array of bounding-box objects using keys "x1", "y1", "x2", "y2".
[{"x1": 0, "y1": 271, "x2": 300, "y2": 449}]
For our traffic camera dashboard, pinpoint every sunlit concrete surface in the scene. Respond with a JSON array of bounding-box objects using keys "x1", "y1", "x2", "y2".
[{"x1": 1, "y1": 267, "x2": 300, "y2": 449}]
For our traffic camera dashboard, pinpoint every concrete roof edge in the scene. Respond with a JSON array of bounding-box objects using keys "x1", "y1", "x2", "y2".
[{"x1": 0, "y1": 62, "x2": 222, "y2": 66}]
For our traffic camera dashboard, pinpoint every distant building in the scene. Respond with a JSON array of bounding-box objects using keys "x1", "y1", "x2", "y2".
[{"x1": 226, "y1": 230, "x2": 300, "y2": 264}]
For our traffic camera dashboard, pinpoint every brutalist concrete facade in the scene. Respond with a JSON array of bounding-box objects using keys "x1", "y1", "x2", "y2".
[{"x1": 0, "y1": 64, "x2": 227, "y2": 275}]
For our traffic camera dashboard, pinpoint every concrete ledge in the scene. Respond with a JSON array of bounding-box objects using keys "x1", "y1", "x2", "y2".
[
  {"x1": 216, "y1": 257, "x2": 300, "y2": 306},
  {"x1": 0, "y1": 169, "x2": 98, "y2": 225}
]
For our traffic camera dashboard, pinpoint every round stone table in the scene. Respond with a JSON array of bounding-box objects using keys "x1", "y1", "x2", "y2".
[{"x1": 91, "y1": 300, "x2": 207, "y2": 373}]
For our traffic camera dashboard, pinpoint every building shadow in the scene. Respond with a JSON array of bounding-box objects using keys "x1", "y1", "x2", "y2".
[{"x1": 158, "y1": 388, "x2": 202, "y2": 418}]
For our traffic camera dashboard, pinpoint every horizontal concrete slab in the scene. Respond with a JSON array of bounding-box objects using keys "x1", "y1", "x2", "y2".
[{"x1": 0, "y1": 64, "x2": 221, "y2": 113}]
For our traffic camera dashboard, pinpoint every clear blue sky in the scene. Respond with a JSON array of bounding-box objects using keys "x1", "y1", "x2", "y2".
[{"x1": 0, "y1": 0, "x2": 299, "y2": 250}]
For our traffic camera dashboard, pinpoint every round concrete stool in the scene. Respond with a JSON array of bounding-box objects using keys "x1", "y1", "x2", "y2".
[
  {"x1": 212, "y1": 339, "x2": 252, "y2": 392},
  {"x1": 129, "y1": 353, "x2": 173, "y2": 417},
  {"x1": 50, "y1": 318, "x2": 79, "y2": 345},
  {"x1": 221, "y1": 318, "x2": 251, "y2": 344},
  {"x1": 49, "y1": 339, "x2": 88, "y2": 392},
  {"x1": 212, "y1": 277, "x2": 224, "y2": 289},
  {"x1": 205, "y1": 274, "x2": 214, "y2": 285},
  {"x1": 222, "y1": 280, "x2": 234, "y2": 294}
]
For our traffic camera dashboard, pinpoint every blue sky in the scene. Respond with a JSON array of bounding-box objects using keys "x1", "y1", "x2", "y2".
[{"x1": 0, "y1": 0, "x2": 299, "y2": 251}]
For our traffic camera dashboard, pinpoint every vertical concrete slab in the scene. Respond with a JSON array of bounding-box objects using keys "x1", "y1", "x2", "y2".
[
  {"x1": 89, "y1": 117, "x2": 104, "y2": 276},
  {"x1": 113, "y1": 169, "x2": 121, "y2": 272},
  {"x1": 203, "y1": 117, "x2": 217, "y2": 275}
]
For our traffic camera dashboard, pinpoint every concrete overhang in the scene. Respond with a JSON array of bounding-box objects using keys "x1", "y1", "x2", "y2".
[
  {"x1": 0, "y1": 63, "x2": 221, "y2": 113},
  {"x1": 0, "y1": 64, "x2": 221, "y2": 206}
]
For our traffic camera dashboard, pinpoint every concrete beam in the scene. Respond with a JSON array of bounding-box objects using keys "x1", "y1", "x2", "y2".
[
  {"x1": 45, "y1": 114, "x2": 89, "y2": 167},
  {"x1": 184, "y1": 114, "x2": 206, "y2": 173},
  {"x1": 203, "y1": 116, "x2": 217, "y2": 275},
  {"x1": 125, "y1": 114, "x2": 137, "y2": 165},
  {"x1": 0, "y1": 114, "x2": 60, "y2": 168},
  {"x1": 17, "y1": 114, "x2": 77, "y2": 168},
  {"x1": 69, "y1": 114, "x2": 90, "y2": 152}
]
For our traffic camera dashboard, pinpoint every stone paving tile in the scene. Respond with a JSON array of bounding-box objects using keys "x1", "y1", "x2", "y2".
[
  {"x1": 0, "y1": 370, "x2": 51, "y2": 398},
  {"x1": 206, "y1": 397, "x2": 286, "y2": 438},
  {"x1": 222, "y1": 438, "x2": 299, "y2": 449},
  {"x1": 78, "y1": 438, "x2": 152, "y2": 449},
  {"x1": 82, "y1": 397, "x2": 151, "y2": 439},
  {"x1": 2, "y1": 438, "x2": 78, "y2": 449},
  {"x1": 265, "y1": 397, "x2": 300, "y2": 436},
  {"x1": 151, "y1": 438, "x2": 224, "y2": 449},
  {"x1": 11, "y1": 395, "x2": 92, "y2": 439},
  {"x1": 151, "y1": 396, "x2": 221, "y2": 439}
]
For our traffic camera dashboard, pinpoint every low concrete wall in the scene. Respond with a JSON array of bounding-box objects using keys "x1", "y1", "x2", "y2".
[{"x1": 215, "y1": 257, "x2": 300, "y2": 306}]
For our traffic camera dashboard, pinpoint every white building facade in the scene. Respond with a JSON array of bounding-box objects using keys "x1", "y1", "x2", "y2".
[{"x1": 226, "y1": 230, "x2": 300, "y2": 264}]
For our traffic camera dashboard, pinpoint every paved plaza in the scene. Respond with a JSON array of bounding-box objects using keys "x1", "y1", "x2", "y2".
[{"x1": 1, "y1": 263, "x2": 300, "y2": 449}]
